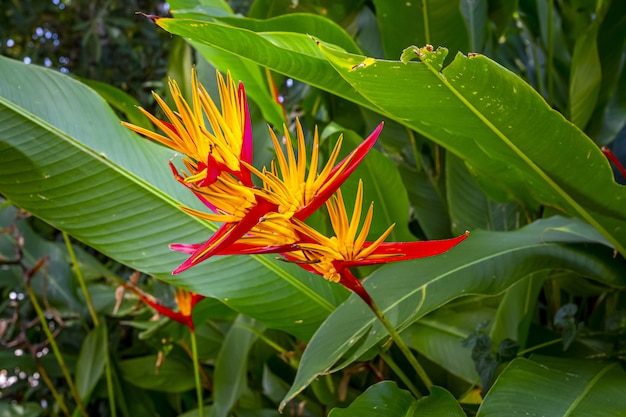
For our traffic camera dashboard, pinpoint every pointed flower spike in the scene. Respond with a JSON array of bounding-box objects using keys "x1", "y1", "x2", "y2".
[
  {"x1": 295, "y1": 122, "x2": 384, "y2": 220},
  {"x1": 285, "y1": 180, "x2": 469, "y2": 283},
  {"x1": 123, "y1": 69, "x2": 251, "y2": 187}
]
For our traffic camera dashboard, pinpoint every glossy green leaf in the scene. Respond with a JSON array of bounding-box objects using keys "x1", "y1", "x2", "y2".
[
  {"x1": 587, "y1": 0, "x2": 626, "y2": 143},
  {"x1": 477, "y1": 356, "x2": 626, "y2": 416},
  {"x1": 212, "y1": 316, "x2": 265, "y2": 417},
  {"x1": 461, "y1": 0, "x2": 488, "y2": 51},
  {"x1": 318, "y1": 44, "x2": 626, "y2": 255},
  {"x1": 373, "y1": 0, "x2": 470, "y2": 59},
  {"x1": 75, "y1": 323, "x2": 107, "y2": 402},
  {"x1": 0, "y1": 55, "x2": 346, "y2": 340},
  {"x1": 78, "y1": 77, "x2": 152, "y2": 130},
  {"x1": 329, "y1": 382, "x2": 465, "y2": 417},
  {"x1": 328, "y1": 381, "x2": 414, "y2": 417},
  {"x1": 446, "y1": 153, "x2": 525, "y2": 234},
  {"x1": 119, "y1": 355, "x2": 195, "y2": 393},
  {"x1": 568, "y1": 12, "x2": 601, "y2": 130},
  {"x1": 153, "y1": 18, "x2": 374, "y2": 109},
  {"x1": 281, "y1": 216, "x2": 626, "y2": 406},
  {"x1": 404, "y1": 301, "x2": 495, "y2": 383},
  {"x1": 490, "y1": 273, "x2": 545, "y2": 348}
]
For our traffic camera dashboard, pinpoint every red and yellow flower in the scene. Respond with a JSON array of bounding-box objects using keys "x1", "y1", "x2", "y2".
[{"x1": 124, "y1": 70, "x2": 468, "y2": 302}]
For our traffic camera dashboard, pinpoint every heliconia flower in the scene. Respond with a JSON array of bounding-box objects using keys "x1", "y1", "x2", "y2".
[
  {"x1": 122, "y1": 68, "x2": 253, "y2": 188},
  {"x1": 123, "y1": 284, "x2": 204, "y2": 330},
  {"x1": 281, "y1": 181, "x2": 469, "y2": 304},
  {"x1": 170, "y1": 121, "x2": 384, "y2": 274}
]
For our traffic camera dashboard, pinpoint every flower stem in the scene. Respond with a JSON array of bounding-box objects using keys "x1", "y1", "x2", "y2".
[
  {"x1": 378, "y1": 350, "x2": 423, "y2": 399},
  {"x1": 190, "y1": 329, "x2": 205, "y2": 417},
  {"x1": 368, "y1": 298, "x2": 433, "y2": 394},
  {"x1": 62, "y1": 232, "x2": 98, "y2": 326},
  {"x1": 25, "y1": 283, "x2": 89, "y2": 417},
  {"x1": 33, "y1": 355, "x2": 72, "y2": 417},
  {"x1": 104, "y1": 332, "x2": 117, "y2": 417},
  {"x1": 340, "y1": 272, "x2": 433, "y2": 394}
]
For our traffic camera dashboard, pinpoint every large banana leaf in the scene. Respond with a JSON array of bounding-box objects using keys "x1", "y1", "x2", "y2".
[
  {"x1": 0, "y1": 55, "x2": 345, "y2": 340},
  {"x1": 477, "y1": 356, "x2": 626, "y2": 416},
  {"x1": 281, "y1": 216, "x2": 626, "y2": 406},
  {"x1": 154, "y1": 17, "x2": 626, "y2": 256}
]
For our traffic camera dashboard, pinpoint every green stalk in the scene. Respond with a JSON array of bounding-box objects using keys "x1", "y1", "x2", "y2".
[
  {"x1": 34, "y1": 357, "x2": 72, "y2": 417},
  {"x1": 379, "y1": 350, "x2": 423, "y2": 398},
  {"x1": 368, "y1": 298, "x2": 433, "y2": 394},
  {"x1": 25, "y1": 284, "x2": 89, "y2": 417},
  {"x1": 62, "y1": 232, "x2": 98, "y2": 325},
  {"x1": 103, "y1": 331, "x2": 117, "y2": 417},
  {"x1": 190, "y1": 329, "x2": 205, "y2": 417},
  {"x1": 517, "y1": 338, "x2": 562, "y2": 356},
  {"x1": 64, "y1": 231, "x2": 118, "y2": 415}
]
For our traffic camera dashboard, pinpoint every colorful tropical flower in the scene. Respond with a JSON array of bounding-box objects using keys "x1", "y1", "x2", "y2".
[
  {"x1": 170, "y1": 120, "x2": 384, "y2": 273},
  {"x1": 123, "y1": 69, "x2": 384, "y2": 274},
  {"x1": 123, "y1": 284, "x2": 204, "y2": 330},
  {"x1": 281, "y1": 181, "x2": 469, "y2": 303}
]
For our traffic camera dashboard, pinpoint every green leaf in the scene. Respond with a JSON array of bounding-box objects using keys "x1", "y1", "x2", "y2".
[
  {"x1": 461, "y1": 0, "x2": 488, "y2": 51},
  {"x1": 490, "y1": 273, "x2": 546, "y2": 348},
  {"x1": 568, "y1": 13, "x2": 602, "y2": 130},
  {"x1": 119, "y1": 355, "x2": 195, "y2": 393},
  {"x1": 281, "y1": 216, "x2": 626, "y2": 406},
  {"x1": 318, "y1": 44, "x2": 626, "y2": 255},
  {"x1": 77, "y1": 77, "x2": 152, "y2": 130},
  {"x1": 153, "y1": 17, "x2": 374, "y2": 110},
  {"x1": 75, "y1": 323, "x2": 107, "y2": 401},
  {"x1": 329, "y1": 382, "x2": 465, "y2": 417},
  {"x1": 411, "y1": 386, "x2": 466, "y2": 416},
  {"x1": 328, "y1": 381, "x2": 414, "y2": 417},
  {"x1": 0, "y1": 55, "x2": 345, "y2": 340},
  {"x1": 212, "y1": 316, "x2": 265, "y2": 417},
  {"x1": 477, "y1": 356, "x2": 626, "y2": 416},
  {"x1": 446, "y1": 153, "x2": 525, "y2": 234},
  {"x1": 405, "y1": 299, "x2": 495, "y2": 383}
]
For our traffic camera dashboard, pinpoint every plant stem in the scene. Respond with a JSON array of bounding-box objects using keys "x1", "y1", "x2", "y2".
[
  {"x1": 517, "y1": 338, "x2": 562, "y2": 356},
  {"x1": 368, "y1": 298, "x2": 433, "y2": 394},
  {"x1": 34, "y1": 355, "x2": 72, "y2": 417},
  {"x1": 64, "y1": 232, "x2": 117, "y2": 414},
  {"x1": 190, "y1": 329, "x2": 205, "y2": 417},
  {"x1": 25, "y1": 283, "x2": 89, "y2": 417},
  {"x1": 63, "y1": 232, "x2": 99, "y2": 326},
  {"x1": 103, "y1": 331, "x2": 117, "y2": 417},
  {"x1": 378, "y1": 350, "x2": 423, "y2": 398}
]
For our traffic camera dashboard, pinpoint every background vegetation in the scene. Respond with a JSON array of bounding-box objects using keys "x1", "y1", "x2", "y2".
[{"x1": 1, "y1": 0, "x2": 626, "y2": 416}]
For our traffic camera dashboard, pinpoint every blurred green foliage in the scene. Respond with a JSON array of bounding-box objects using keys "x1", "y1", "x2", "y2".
[{"x1": 1, "y1": 0, "x2": 172, "y2": 108}]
